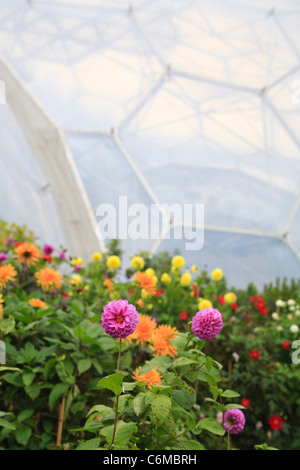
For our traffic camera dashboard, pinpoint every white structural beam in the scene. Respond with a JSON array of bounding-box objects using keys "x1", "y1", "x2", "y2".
[{"x1": 0, "y1": 54, "x2": 105, "y2": 260}]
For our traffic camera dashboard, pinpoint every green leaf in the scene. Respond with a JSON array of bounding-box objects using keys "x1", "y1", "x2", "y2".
[
  {"x1": 22, "y1": 371, "x2": 36, "y2": 386},
  {"x1": 15, "y1": 423, "x2": 32, "y2": 446},
  {"x1": 221, "y1": 390, "x2": 241, "y2": 398},
  {"x1": 100, "y1": 421, "x2": 137, "y2": 448},
  {"x1": 0, "y1": 366, "x2": 21, "y2": 372},
  {"x1": 25, "y1": 383, "x2": 41, "y2": 401},
  {"x1": 204, "y1": 398, "x2": 227, "y2": 412},
  {"x1": 173, "y1": 439, "x2": 205, "y2": 450},
  {"x1": 133, "y1": 393, "x2": 147, "y2": 417},
  {"x1": 198, "y1": 418, "x2": 225, "y2": 436},
  {"x1": 150, "y1": 394, "x2": 171, "y2": 426},
  {"x1": 0, "y1": 316, "x2": 15, "y2": 336},
  {"x1": 0, "y1": 418, "x2": 16, "y2": 430},
  {"x1": 17, "y1": 409, "x2": 34, "y2": 423},
  {"x1": 78, "y1": 358, "x2": 92, "y2": 375},
  {"x1": 72, "y1": 300, "x2": 84, "y2": 318},
  {"x1": 2, "y1": 371, "x2": 23, "y2": 387},
  {"x1": 225, "y1": 403, "x2": 246, "y2": 410},
  {"x1": 76, "y1": 438, "x2": 100, "y2": 450},
  {"x1": 173, "y1": 357, "x2": 198, "y2": 368},
  {"x1": 122, "y1": 382, "x2": 136, "y2": 391},
  {"x1": 151, "y1": 385, "x2": 172, "y2": 395},
  {"x1": 87, "y1": 405, "x2": 114, "y2": 419},
  {"x1": 49, "y1": 383, "x2": 69, "y2": 411},
  {"x1": 97, "y1": 373, "x2": 123, "y2": 396}
]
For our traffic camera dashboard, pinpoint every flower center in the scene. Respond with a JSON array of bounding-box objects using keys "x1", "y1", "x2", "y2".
[{"x1": 116, "y1": 314, "x2": 123, "y2": 323}]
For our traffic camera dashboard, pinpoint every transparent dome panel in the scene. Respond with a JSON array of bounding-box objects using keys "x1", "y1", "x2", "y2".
[
  {"x1": 65, "y1": 131, "x2": 165, "y2": 258},
  {"x1": 0, "y1": 2, "x2": 163, "y2": 130}
]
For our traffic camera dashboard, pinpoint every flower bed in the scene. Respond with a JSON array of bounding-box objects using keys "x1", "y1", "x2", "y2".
[{"x1": 0, "y1": 221, "x2": 299, "y2": 450}]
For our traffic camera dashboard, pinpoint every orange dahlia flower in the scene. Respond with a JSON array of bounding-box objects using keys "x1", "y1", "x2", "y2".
[
  {"x1": 28, "y1": 298, "x2": 48, "y2": 309},
  {"x1": 133, "y1": 272, "x2": 156, "y2": 296},
  {"x1": 0, "y1": 264, "x2": 17, "y2": 290},
  {"x1": 15, "y1": 243, "x2": 40, "y2": 266},
  {"x1": 132, "y1": 367, "x2": 162, "y2": 389},
  {"x1": 35, "y1": 267, "x2": 62, "y2": 291},
  {"x1": 126, "y1": 314, "x2": 157, "y2": 346},
  {"x1": 150, "y1": 324, "x2": 178, "y2": 358},
  {"x1": 103, "y1": 279, "x2": 114, "y2": 293}
]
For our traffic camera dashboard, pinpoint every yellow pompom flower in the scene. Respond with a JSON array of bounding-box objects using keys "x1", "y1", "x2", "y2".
[
  {"x1": 71, "y1": 257, "x2": 83, "y2": 266},
  {"x1": 145, "y1": 268, "x2": 155, "y2": 278},
  {"x1": 224, "y1": 292, "x2": 237, "y2": 304},
  {"x1": 191, "y1": 265, "x2": 199, "y2": 274},
  {"x1": 92, "y1": 252, "x2": 102, "y2": 262},
  {"x1": 71, "y1": 274, "x2": 82, "y2": 286},
  {"x1": 171, "y1": 255, "x2": 185, "y2": 269},
  {"x1": 161, "y1": 272, "x2": 171, "y2": 284},
  {"x1": 106, "y1": 255, "x2": 121, "y2": 270},
  {"x1": 141, "y1": 288, "x2": 149, "y2": 299},
  {"x1": 131, "y1": 256, "x2": 145, "y2": 270},
  {"x1": 198, "y1": 298, "x2": 213, "y2": 310},
  {"x1": 211, "y1": 268, "x2": 223, "y2": 281},
  {"x1": 180, "y1": 270, "x2": 192, "y2": 287}
]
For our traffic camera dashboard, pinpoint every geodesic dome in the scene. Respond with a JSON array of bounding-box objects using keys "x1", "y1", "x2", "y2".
[{"x1": 1, "y1": 0, "x2": 300, "y2": 288}]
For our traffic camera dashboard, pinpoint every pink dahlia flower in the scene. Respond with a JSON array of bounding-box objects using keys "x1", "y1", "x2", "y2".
[
  {"x1": 223, "y1": 409, "x2": 246, "y2": 435},
  {"x1": 191, "y1": 307, "x2": 223, "y2": 340},
  {"x1": 101, "y1": 299, "x2": 139, "y2": 339}
]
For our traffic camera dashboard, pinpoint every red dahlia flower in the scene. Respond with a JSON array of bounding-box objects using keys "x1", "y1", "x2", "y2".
[
  {"x1": 250, "y1": 349, "x2": 260, "y2": 360},
  {"x1": 241, "y1": 398, "x2": 250, "y2": 409},
  {"x1": 179, "y1": 312, "x2": 188, "y2": 320},
  {"x1": 269, "y1": 415, "x2": 283, "y2": 431}
]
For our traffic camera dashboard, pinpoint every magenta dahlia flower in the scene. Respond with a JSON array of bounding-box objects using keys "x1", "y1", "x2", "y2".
[
  {"x1": 191, "y1": 307, "x2": 223, "y2": 340},
  {"x1": 0, "y1": 253, "x2": 8, "y2": 263},
  {"x1": 223, "y1": 409, "x2": 246, "y2": 435},
  {"x1": 101, "y1": 299, "x2": 139, "y2": 339},
  {"x1": 43, "y1": 244, "x2": 54, "y2": 255}
]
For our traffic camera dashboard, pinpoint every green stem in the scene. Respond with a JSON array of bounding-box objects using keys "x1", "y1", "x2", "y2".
[
  {"x1": 110, "y1": 338, "x2": 122, "y2": 449},
  {"x1": 227, "y1": 429, "x2": 230, "y2": 450},
  {"x1": 180, "y1": 362, "x2": 205, "y2": 379}
]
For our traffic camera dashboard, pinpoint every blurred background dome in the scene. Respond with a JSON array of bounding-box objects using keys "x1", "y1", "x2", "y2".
[{"x1": 1, "y1": 0, "x2": 300, "y2": 288}]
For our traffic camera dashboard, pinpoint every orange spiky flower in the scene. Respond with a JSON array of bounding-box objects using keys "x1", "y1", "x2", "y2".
[
  {"x1": 15, "y1": 243, "x2": 40, "y2": 266},
  {"x1": 0, "y1": 264, "x2": 17, "y2": 291},
  {"x1": 35, "y1": 267, "x2": 62, "y2": 291},
  {"x1": 126, "y1": 314, "x2": 157, "y2": 346},
  {"x1": 133, "y1": 272, "x2": 156, "y2": 296},
  {"x1": 132, "y1": 367, "x2": 162, "y2": 389},
  {"x1": 150, "y1": 324, "x2": 178, "y2": 358}
]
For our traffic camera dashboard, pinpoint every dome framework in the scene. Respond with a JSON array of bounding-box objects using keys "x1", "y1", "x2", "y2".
[{"x1": 0, "y1": 0, "x2": 300, "y2": 287}]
